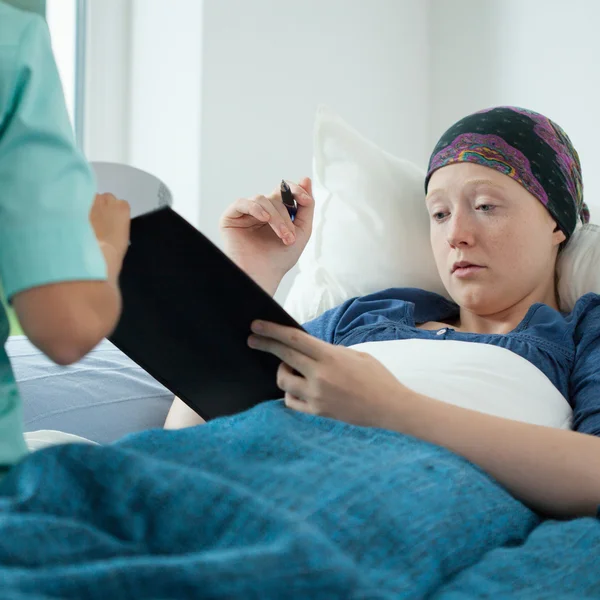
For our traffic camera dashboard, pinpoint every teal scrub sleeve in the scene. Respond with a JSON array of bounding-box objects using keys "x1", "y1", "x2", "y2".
[{"x1": 0, "y1": 14, "x2": 107, "y2": 302}]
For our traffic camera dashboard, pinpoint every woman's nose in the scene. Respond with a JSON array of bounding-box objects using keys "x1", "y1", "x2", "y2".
[{"x1": 446, "y1": 210, "x2": 476, "y2": 248}]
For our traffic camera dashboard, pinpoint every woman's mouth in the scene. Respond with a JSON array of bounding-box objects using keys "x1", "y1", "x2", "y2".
[{"x1": 452, "y1": 262, "x2": 485, "y2": 278}]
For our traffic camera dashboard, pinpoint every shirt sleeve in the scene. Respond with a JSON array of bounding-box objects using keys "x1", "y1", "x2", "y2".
[
  {"x1": 302, "y1": 300, "x2": 356, "y2": 343},
  {"x1": 302, "y1": 288, "x2": 415, "y2": 344},
  {"x1": 0, "y1": 15, "x2": 106, "y2": 302},
  {"x1": 570, "y1": 294, "x2": 600, "y2": 436}
]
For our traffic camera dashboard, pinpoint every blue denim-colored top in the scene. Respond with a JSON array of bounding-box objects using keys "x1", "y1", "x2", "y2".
[{"x1": 303, "y1": 288, "x2": 600, "y2": 436}]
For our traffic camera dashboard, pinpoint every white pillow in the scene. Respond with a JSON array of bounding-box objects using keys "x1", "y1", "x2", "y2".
[
  {"x1": 284, "y1": 105, "x2": 600, "y2": 322},
  {"x1": 349, "y1": 339, "x2": 572, "y2": 430},
  {"x1": 557, "y1": 223, "x2": 600, "y2": 312}
]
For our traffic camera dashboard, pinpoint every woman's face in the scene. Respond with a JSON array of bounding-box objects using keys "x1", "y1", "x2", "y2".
[{"x1": 426, "y1": 163, "x2": 566, "y2": 314}]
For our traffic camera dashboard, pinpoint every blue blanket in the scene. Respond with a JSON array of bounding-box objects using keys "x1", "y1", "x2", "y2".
[{"x1": 0, "y1": 401, "x2": 598, "y2": 598}]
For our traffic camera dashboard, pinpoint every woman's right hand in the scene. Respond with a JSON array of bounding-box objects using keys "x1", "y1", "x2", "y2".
[
  {"x1": 220, "y1": 177, "x2": 315, "y2": 284},
  {"x1": 90, "y1": 193, "x2": 131, "y2": 272}
]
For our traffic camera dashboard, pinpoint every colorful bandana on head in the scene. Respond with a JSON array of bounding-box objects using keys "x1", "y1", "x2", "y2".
[{"x1": 425, "y1": 106, "x2": 589, "y2": 239}]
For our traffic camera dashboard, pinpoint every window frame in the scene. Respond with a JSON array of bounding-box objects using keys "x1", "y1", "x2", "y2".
[{"x1": 45, "y1": 0, "x2": 87, "y2": 148}]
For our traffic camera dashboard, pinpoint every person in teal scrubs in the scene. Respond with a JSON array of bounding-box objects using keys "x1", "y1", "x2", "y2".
[{"x1": 0, "y1": 2, "x2": 130, "y2": 471}]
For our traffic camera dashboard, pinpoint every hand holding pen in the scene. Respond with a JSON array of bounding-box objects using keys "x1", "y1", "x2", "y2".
[{"x1": 219, "y1": 177, "x2": 316, "y2": 289}]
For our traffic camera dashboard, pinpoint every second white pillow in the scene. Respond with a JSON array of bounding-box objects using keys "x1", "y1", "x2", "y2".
[{"x1": 285, "y1": 106, "x2": 447, "y2": 323}]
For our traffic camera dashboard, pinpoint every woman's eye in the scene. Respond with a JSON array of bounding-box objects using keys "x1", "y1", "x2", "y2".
[
  {"x1": 477, "y1": 204, "x2": 494, "y2": 212},
  {"x1": 432, "y1": 211, "x2": 448, "y2": 221}
]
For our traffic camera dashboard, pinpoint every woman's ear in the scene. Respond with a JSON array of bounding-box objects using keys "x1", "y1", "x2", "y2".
[{"x1": 552, "y1": 223, "x2": 566, "y2": 247}]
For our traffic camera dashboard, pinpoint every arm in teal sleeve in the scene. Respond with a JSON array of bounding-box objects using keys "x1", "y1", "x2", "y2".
[{"x1": 0, "y1": 13, "x2": 106, "y2": 302}]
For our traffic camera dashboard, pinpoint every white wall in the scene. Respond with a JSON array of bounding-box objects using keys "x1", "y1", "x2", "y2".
[
  {"x1": 84, "y1": 0, "x2": 203, "y2": 228},
  {"x1": 430, "y1": 0, "x2": 600, "y2": 219},
  {"x1": 46, "y1": 0, "x2": 77, "y2": 127},
  {"x1": 127, "y1": 0, "x2": 203, "y2": 227},
  {"x1": 200, "y1": 0, "x2": 431, "y2": 301},
  {"x1": 84, "y1": 0, "x2": 431, "y2": 302},
  {"x1": 84, "y1": 0, "x2": 132, "y2": 164}
]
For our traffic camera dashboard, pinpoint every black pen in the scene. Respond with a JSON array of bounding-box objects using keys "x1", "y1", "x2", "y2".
[{"x1": 280, "y1": 180, "x2": 297, "y2": 222}]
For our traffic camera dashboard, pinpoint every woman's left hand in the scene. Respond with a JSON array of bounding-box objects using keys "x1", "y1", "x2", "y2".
[{"x1": 248, "y1": 320, "x2": 413, "y2": 428}]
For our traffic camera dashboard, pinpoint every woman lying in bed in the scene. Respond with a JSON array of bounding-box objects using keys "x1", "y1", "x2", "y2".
[
  {"x1": 166, "y1": 106, "x2": 600, "y2": 520},
  {"x1": 2, "y1": 105, "x2": 599, "y2": 598}
]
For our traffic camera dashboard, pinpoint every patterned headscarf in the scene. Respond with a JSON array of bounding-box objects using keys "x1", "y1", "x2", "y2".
[{"x1": 425, "y1": 106, "x2": 589, "y2": 240}]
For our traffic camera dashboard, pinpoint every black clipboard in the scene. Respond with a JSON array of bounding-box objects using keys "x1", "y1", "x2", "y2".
[{"x1": 108, "y1": 206, "x2": 305, "y2": 421}]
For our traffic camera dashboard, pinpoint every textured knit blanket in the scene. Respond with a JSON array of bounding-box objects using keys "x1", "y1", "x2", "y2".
[{"x1": 1, "y1": 401, "x2": 599, "y2": 599}]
